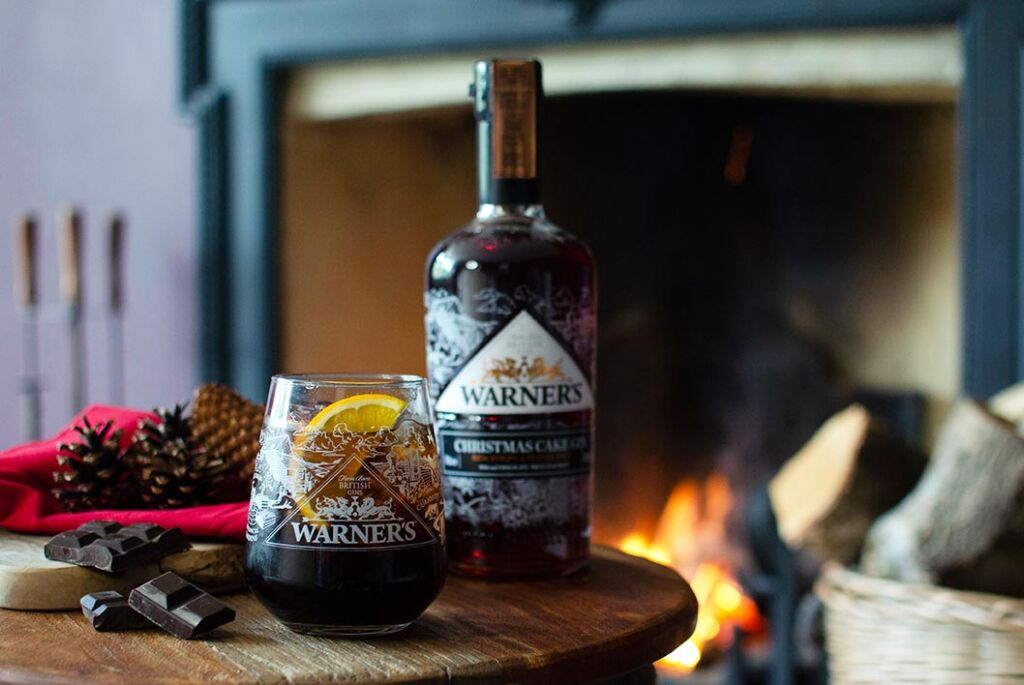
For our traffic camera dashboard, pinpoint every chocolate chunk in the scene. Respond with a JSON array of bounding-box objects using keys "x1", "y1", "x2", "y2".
[
  {"x1": 44, "y1": 521, "x2": 191, "y2": 572},
  {"x1": 121, "y1": 523, "x2": 164, "y2": 540},
  {"x1": 80, "y1": 591, "x2": 153, "y2": 632},
  {"x1": 128, "y1": 572, "x2": 235, "y2": 638},
  {"x1": 80, "y1": 520, "x2": 123, "y2": 536}
]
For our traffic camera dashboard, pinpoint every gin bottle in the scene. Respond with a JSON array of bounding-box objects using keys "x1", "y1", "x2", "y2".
[{"x1": 425, "y1": 59, "x2": 597, "y2": 578}]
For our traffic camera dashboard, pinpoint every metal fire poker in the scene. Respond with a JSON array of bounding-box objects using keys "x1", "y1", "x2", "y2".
[
  {"x1": 59, "y1": 208, "x2": 85, "y2": 416},
  {"x1": 108, "y1": 214, "x2": 125, "y2": 406},
  {"x1": 15, "y1": 214, "x2": 42, "y2": 441}
]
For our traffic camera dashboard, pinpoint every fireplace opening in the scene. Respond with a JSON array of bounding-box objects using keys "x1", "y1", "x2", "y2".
[{"x1": 279, "y1": 64, "x2": 956, "y2": 680}]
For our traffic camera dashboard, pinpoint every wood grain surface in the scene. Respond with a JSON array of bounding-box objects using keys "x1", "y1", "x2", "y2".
[
  {"x1": 0, "y1": 530, "x2": 245, "y2": 610},
  {"x1": 0, "y1": 546, "x2": 696, "y2": 685}
]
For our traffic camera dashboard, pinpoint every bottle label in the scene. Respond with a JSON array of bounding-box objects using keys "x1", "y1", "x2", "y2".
[
  {"x1": 425, "y1": 285, "x2": 595, "y2": 529},
  {"x1": 425, "y1": 286, "x2": 596, "y2": 401},
  {"x1": 434, "y1": 309, "x2": 594, "y2": 415},
  {"x1": 439, "y1": 427, "x2": 591, "y2": 478}
]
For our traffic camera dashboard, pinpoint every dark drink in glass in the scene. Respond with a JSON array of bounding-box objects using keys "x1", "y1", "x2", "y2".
[{"x1": 245, "y1": 374, "x2": 446, "y2": 635}]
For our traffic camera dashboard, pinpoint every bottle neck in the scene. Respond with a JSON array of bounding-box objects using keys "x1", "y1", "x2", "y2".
[
  {"x1": 475, "y1": 117, "x2": 540, "y2": 205},
  {"x1": 476, "y1": 176, "x2": 541, "y2": 207},
  {"x1": 473, "y1": 59, "x2": 542, "y2": 207},
  {"x1": 475, "y1": 203, "x2": 545, "y2": 220}
]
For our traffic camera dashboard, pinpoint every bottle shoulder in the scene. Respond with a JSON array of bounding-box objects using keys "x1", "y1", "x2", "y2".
[{"x1": 427, "y1": 213, "x2": 594, "y2": 273}]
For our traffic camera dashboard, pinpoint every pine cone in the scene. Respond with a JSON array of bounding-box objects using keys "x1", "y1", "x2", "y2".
[
  {"x1": 52, "y1": 417, "x2": 137, "y2": 512},
  {"x1": 191, "y1": 384, "x2": 263, "y2": 491},
  {"x1": 132, "y1": 405, "x2": 231, "y2": 508}
]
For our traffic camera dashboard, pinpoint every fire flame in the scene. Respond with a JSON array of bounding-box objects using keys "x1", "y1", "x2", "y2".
[{"x1": 617, "y1": 475, "x2": 762, "y2": 674}]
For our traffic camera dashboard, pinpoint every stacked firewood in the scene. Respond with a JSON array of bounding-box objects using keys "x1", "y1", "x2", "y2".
[{"x1": 770, "y1": 388, "x2": 1024, "y2": 597}]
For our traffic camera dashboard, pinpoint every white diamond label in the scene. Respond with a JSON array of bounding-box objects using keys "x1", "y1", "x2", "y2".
[{"x1": 435, "y1": 310, "x2": 594, "y2": 415}]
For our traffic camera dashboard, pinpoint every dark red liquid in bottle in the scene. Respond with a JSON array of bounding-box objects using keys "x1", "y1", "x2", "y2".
[
  {"x1": 426, "y1": 213, "x2": 596, "y2": 578},
  {"x1": 426, "y1": 59, "x2": 596, "y2": 578}
]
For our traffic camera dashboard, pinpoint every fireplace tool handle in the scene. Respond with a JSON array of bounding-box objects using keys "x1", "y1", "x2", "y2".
[
  {"x1": 107, "y1": 213, "x2": 125, "y2": 406},
  {"x1": 15, "y1": 213, "x2": 41, "y2": 441},
  {"x1": 59, "y1": 207, "x2": 85, "y2": 416}
]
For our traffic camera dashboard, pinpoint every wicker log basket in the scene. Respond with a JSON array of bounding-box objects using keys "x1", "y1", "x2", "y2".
[{"x1": 816, "y1": 563, "x2": 1024, "y2": 684}]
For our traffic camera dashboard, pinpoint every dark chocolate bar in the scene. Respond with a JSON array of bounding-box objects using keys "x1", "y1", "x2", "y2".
[
  {"x1": 44, "y1": 520, "x2": 190, "y2": 572},
  {"x1": 128, "y1": 572, "x2": 235, "y2": 638},
  {"x1": 80, "y1": 591, "x2": 153, "y2": 632}
]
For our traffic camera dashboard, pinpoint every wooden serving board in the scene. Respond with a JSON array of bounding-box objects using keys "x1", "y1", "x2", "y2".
[
  {"x1": 0, "y1": 529, "x2": 245, "y2": 610},
  {"x1": 0, "y1": 546, "x2": 697, "y2": 685}
]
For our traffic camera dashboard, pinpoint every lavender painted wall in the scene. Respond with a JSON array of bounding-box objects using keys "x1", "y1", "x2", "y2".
[{"x1": 0, "y1": 0, "x2": 198, "y2": 447}]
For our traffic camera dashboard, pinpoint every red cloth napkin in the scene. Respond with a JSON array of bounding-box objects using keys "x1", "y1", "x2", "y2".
[{"x1": 0, "y1": 405, "x2": 248, "y2": 540}]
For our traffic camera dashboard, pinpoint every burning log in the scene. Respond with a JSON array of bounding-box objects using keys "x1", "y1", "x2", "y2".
[
  {"x1": 616, "y1": 476, "x2": 763, "y2": 674},
  {"x1": 769, "y1": 404, "x2": 925, "y2": 564},
  {"x1": 860, "y1": 399, "x2": 1024, "y2": 594}
]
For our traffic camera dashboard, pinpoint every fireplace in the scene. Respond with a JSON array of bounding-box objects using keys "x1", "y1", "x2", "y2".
[
  {"x1": 183, "y1": 2, "x2": 1024, "y2": 682},
  {"x1": 275, "y1": 43, "x2": 959, "y2": 673}
]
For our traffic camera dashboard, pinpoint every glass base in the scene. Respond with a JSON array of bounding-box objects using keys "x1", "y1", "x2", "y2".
[{"x1": 280, "y1": 621, "x2": 413, "y2": 637}]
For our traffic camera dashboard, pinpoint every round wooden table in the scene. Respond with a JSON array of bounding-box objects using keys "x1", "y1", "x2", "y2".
[{"x1": 0, "y1": 545, "x2": 697, "y2": 685}]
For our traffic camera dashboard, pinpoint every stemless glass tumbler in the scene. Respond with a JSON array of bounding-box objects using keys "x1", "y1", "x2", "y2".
[{"x1": 245, "y1": 374, "x2": 446, "y2": 636}]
